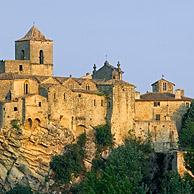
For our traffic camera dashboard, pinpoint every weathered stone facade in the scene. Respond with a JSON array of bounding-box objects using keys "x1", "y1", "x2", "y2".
[{"x1": 0, "y1": 26, "x2": 192, "y2": 191}]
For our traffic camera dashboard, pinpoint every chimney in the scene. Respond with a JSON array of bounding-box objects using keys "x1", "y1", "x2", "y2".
[
  {"x1": 175, "y1": 89, "x2": 184, "y2": 99},
  {"x1": 135, "y1": 91, "x2": 140, "y2": 99}
]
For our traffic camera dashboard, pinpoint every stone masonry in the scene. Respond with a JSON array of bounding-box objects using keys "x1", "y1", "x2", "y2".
[{"x1": 0, "y1": 26, "x2": 192, "y2": 191}]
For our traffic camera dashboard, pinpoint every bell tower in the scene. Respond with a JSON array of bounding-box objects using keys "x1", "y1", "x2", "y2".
[{"x1": 15, "y1": 25, "x2": 53, "y2": 76}]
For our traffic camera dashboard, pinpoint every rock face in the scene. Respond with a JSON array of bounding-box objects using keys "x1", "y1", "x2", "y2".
[{"x1": 0, "y1": 122, "x2": 74, "y2": 192}]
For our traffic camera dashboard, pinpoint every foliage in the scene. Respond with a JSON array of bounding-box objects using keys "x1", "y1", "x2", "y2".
[
  {"x1": 161, "y1": 171, "x2": 192, "y2": 194},
  {"x1": 179, "y1": 100, "x2": 194, "y2": 150},
  {"x1": 184, "y1": 152, "x2": 194, "y2": 175},
  {"x1": 50, "y1": 133, "x2": 86, "y2": 184},
  {"x1": 94, "y1": 125, "x2": 113, "y2": 152},
  {"x1": 11, "y1": 119, "x2": 20, "y2": 131},
  {"x1": 6, "y1": 184, "x2": 33, "y2": 194},
  {"x1": 72, "y1": 138, "x2": 152, "y2": 194}
]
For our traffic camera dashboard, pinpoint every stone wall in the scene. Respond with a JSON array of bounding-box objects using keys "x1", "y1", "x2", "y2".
[
  {"x1": 30, "y1": 41, "x2": 53, "y2": 65},
  {"x1": 12, "y1": 79, "x2": 39, "y2": 98},
  {"x1": 110, "y1": 82, "x2": 135, "y2": 143},
  {"x1": 30, "y1": 64, "x2": 53, "y2": 76},
  {"x1": 15, "y1": 41, "x2": 30, "y2": 60},
  {"x1": 135, "y1": 100, "x2": 190, "y2": 131},
  {"x1": 4, "y1": 60, "x2": 31, "y2": 74}
]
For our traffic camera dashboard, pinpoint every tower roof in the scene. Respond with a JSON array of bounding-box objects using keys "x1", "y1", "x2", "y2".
[
  {"x1": 151, "y1": 78, "x2": 175, "y2": 86},
  {"x1": 16, "y1": 25, "x2": 52, "y2": 42}
]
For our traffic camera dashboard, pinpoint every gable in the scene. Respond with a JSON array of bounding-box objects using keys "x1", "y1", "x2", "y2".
[
  {"x1": 41, "y1": 77, "x2": 60, "y2": 85},
  {"x1": 62, "y1": 78, "x2": 80, "y2": 89}
]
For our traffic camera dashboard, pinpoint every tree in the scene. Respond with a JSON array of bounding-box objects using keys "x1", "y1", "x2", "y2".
[
  {"x1": 6, "y1": 185, "x2": 33, "y2": 194},
  {"x1": 72, "y1": 138, "x2": 152, "y2": 194},
  {"x1": 161, "y1": 171, "x2": 192, "y2": 194},
  {"x1": 179, "y1": 100, "x2": 194, "y2": 150},
  {"x1": 50, "y1": 133, "x2": 86, "y2": 184}
]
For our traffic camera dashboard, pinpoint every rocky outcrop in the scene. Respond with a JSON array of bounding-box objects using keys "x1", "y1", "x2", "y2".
[{"x1": 0, "y1": 122, "x2": 74, "y2": 192}]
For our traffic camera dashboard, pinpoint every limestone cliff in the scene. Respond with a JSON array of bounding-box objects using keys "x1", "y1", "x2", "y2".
[{"x1": 0, "y1": 123, "x2": 74, "y2": 192}]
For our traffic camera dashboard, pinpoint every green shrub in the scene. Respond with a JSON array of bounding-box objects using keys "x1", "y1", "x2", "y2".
[
  {"x1": 11, "y1": 119, "x2": 20, "y2": 131},
  {"x1": 6, "y1": 185, "x2": 33, "y2": 194},
  {"x1": 94, "y1": 125, "x2": 113, "y2": 151},
  {"x1": 50, "y1": 133, "x2": 86, "y2": 184}
]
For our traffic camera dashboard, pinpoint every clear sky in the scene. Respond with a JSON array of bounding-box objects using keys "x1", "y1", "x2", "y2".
[{"x1": 0, "y1": 0, "x2": 194, "y2": 96}]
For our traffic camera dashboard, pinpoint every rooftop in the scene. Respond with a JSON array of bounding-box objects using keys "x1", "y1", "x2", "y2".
[{"x1": 16, "y1": 25, "x2": 52, "y2": 42}]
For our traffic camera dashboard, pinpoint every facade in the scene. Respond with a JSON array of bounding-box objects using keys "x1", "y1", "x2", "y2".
[{"x1": 0, "y1": 26, "x2": 192, "y2": 150}]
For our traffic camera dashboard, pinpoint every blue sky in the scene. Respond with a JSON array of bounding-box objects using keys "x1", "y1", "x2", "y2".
[{"x1": 0, "y1": 0, "x2": 194, "y2": 96}]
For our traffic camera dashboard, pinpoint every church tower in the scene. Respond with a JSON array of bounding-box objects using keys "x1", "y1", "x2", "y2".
[{"x1": 15, "y1": 25, "x2": 53, "y2": 76}]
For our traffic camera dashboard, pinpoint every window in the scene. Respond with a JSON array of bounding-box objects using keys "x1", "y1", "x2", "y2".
[
  {"x1": 163, "y1": 82, "x2": 167, "y2": 91},
  {"x1": 14, "y1": 107, "x2": 18, "y2": 111},
  {"x1": 154, "y1": 101, "x2": 160, "y2": 107},
  {"x1": 155, "y1": 114, "x2": 160, "y2": 121},
  {"x1": 101, "y1": 100, "x2": 104, "y2": 107},
  {"x1": 39, "y1": 50, "x2": 44, "y2": 64},
  {"x1": 21, "y1": 50, "x2": 25, "y2": 60},
  {"x1": 38, "y1": 102, "x2": 41, "y2": 107},
  {"x1": 86, "y1": 85, "x2": 90, "y2": 90},
  {"x1": 24, "y1": 82, "x2": 29, "y2": 94},
  {"x1": 54, "y1": 93, "x2": 56, "y2": 100},
  {"x1": 19, "y1": 65, "x2": 23, "y2": 71},
  {"x1": 64, "y1": 93, "x2": 66, "y2": 100},
  {"x1": 94, "y1": 99, "x2": 96, "y2": 106},
  {"x1": 78, "y1": 94, "x2": 81, "y2": 97},
  {"x1": 154, "y1": 126, "x2": 157, "y2": 141}
]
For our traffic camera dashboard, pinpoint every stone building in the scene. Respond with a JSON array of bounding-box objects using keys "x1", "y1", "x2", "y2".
[{"x1": 0, "y1": 26, "x2": 192, "y2": 148}]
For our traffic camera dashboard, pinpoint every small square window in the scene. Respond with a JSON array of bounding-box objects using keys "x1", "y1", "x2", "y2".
[
  {"x1": 154, "y1": 101, "x2": 160, "y2": 107},
  {"x1": 19, "y1": 65, "x2": 23, "y2": 71},
  {"x1": 156, "y1": 114, "x2": 160, "y2": 121},
  {"x1": 14, "y1": 107, "x2": 18, "y2": 111}
]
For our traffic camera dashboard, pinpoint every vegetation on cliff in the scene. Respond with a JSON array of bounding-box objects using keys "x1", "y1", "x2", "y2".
[
  {"x1": 179, "y1": 100, "x2": 194, "y2": 175},
  {"x1": 50, "y1": 133, "x2": 86, "y2": 184}
]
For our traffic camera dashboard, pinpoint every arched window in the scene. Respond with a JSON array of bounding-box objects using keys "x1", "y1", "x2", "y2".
[
  {"x1": 24, "y1": 81, "x2": 29, "y2": 94},
  {"x1": 86, "y1": 85, "x2": 90, "y2": 90},
  {"x1": 39, "y1": 50, "x2": 44, "y2": 64},
  {"x1": 163, "y1": 82, "x2": 167, "y2": 91},
  {"x1": 21, "y1": 50, "x2": 25, "y2": 60}
]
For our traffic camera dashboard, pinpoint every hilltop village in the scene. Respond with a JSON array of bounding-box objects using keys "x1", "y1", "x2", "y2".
[
  {"x1": 0, "y1": 26, "x2": 192, "y2": 149},
  {"x1": 0, "y1": 26, "x2": 192, "y2": 191}
]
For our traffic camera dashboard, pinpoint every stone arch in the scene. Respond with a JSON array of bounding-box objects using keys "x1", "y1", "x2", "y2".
[
  {"x1": 76, "y1": 125, "x2": 86, "y2": 137},
  {"x1": 24, "y1": 81, "x2": 29, "y2": 95},
  {"x1": 25, "y1": 118, "x2": 33, "y2": 129},
  {"x1": 39, "y1": 50, "x2": 44, "y2": 64},
  {"x1": 34, "y1": 118, "x2": 41, "y2": 128}
]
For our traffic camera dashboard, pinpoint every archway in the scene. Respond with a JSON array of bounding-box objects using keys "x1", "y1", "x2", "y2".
[
  {"x1": 34, "y1": 118, "x2": 41, "y2": 128},
  {"x1": 76, "y1": 125, "x2": 86, "y2": 137},
  {"x1": 25, "y1": 118, "x2": 33, "y2": 129}
]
